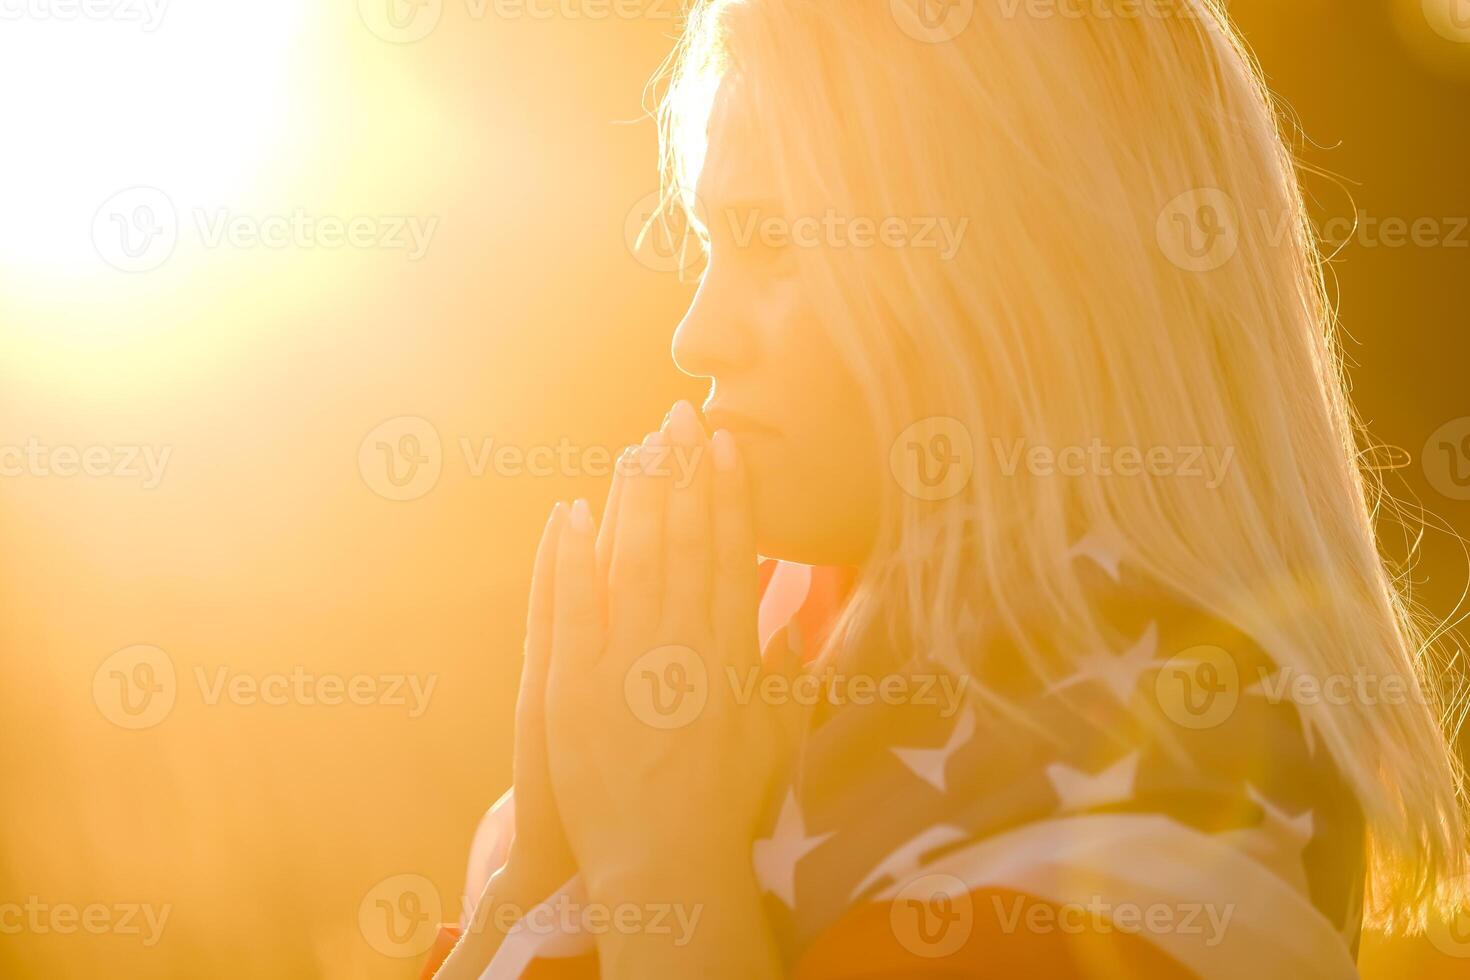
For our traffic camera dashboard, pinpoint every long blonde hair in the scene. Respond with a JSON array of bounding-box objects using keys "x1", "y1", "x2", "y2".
[{"x1": 653, "y1": 0, "x2": 1467, "y2": 929}]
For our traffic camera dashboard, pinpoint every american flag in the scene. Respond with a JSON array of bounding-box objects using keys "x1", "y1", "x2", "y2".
[{"x1": 427, "y1": 530, "x2": 1365, "y2": 979}]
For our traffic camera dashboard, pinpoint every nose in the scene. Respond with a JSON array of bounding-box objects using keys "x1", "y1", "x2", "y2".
[{"x1": 671, "y1": 266, "x2": 756, "y2": 381}]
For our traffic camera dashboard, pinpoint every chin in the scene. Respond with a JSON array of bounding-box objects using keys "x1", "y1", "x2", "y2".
[{"x1": 749, "y1": 470, "x2": 876, "y2": 567}]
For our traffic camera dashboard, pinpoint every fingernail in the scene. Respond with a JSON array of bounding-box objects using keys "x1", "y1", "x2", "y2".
[
  {"x1": 571, "y1": 498, "x2": 593, "y2": 533},
  {"x1": 643, "y1": 429, "x2": 665, "y2": 448},
  {"x1": 670, "y1": 400, "x2": 700, "y2": 443},
  {"x1": 712, "y1": 429, "x2": 737, "y2": 472},
  {"x1": 548, "y1": 500, "x2": 566, "y2": 525}
]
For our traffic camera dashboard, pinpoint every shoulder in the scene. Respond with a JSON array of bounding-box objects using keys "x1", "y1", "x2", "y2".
[
  {"x1": 772, "y1": 535, "x2": 1366, "y2": 973},
  {"x1": 957, "y1": 531, "x2": 1366, "y2": 944}
]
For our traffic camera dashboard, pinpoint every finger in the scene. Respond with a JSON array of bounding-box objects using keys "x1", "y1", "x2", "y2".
[
  {"x1": 596, "y1": 448, "x2": 632, "y2": 575},
  {"x1": 595, "y1": 445, "x2": 634, "y2": 629},
  {"x1": 524, "y1": 501, "x2": 566, "y2": 674},
  {"x1": 711, "y1": 429, "x2": 759, "y2": 668},
  {"x1": 519, "y1": 502, "x2": 564, "y2": 778},
  {"x1": 551, "y1": 498, "x2": 601, "y2": 678},
  {"x1": 607, "y1": 430, "x2": 670, "y2": 643},
  {"x1": 662, "y1": 400, "x2": 712, "y2": 638}
]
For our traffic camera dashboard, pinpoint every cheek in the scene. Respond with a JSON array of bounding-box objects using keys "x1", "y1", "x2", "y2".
[
  {"x1": 732, "y1": 278, "x2": 884, "y2": 561},
  {"x1": 740, "y1": 389, "x2": 885, "y2": 565},
  {"x1": 744, "y1": 434, "x2": 883, "y2": 565},
  {"x1": 730, "y1": 428, "x2": 792, "y2": 507},
  {"x1": 754, "y1": 302, "x2": 881, "y2": 491},
  {"x1": 743, "y1": 439, "x2": 815, "y2": 560}
]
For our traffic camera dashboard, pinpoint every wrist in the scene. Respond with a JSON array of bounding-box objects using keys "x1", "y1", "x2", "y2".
[
  {"x1": 462, "y1": 854, "x2": 568, "y2": 943},
  {"x1": 436, "y1": 859, "x2": 563, "y2": 980},
  {"x1": 586, "y1": 857, "x2": 780, "y2": 980},
  {"x1": 583, "y1": 840, "x2": 754, "y2": 907},
  {"x1": 502, "y1": 836, "x2": 574, "y2": 891}
]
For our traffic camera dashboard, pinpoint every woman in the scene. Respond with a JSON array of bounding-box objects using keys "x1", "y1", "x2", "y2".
[{"x1": 433, "y1": 0, "x2": 1468, "y2": 975}]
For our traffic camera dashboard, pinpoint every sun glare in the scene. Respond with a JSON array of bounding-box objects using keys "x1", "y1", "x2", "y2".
[{"x1": 0, "y1": 1, "x2": 306, "y2": 274}]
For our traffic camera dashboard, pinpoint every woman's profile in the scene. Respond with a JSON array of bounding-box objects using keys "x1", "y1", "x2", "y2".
[{"x1": 431, "y1": 1, "x2": 1468, "y2": 976}]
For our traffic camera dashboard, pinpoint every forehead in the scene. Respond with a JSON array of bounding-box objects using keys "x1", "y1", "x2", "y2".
[{"x1": 694, "y1": 78, "x2": 777, "y2": 209}]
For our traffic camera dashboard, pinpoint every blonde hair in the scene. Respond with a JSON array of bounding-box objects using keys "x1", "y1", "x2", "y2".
[{"x1": 653, "y1": 0, "x2": 1467, "y2": 929}]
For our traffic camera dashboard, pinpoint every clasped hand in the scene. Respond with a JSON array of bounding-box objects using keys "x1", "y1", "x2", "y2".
[{"x1": 512, "y1": 400, "x2": 791, "y2": 914}]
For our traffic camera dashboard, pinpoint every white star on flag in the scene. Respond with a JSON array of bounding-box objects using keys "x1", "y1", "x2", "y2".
[
  {"x1": 753, "y1": 790, "x2": 834, "y2": 909},
  {"x1": 849, "y1": 824, "x2": 970, "y2": 901},
  {"x1": 1046, "y1": 751, "x2": 1141, "y2": 812},
  {"x1": 1048, "y1": 622, "x2": 1160, "y2": 704},
  {"x1": 1246, "y1": 783, "x2": 1315, "y2": 851},
  {"x1": 1214, "y1": 784, "x2": 1316, "y2": 894},
  {"x1": 891, "y1": 709, "x2": 976, "y2": 792},
  {"x1": 1068, "y1": 527, "x2": 1126, "y2": 582}
]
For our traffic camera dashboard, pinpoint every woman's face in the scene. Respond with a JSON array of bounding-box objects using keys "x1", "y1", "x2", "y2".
[{"x1": 671, "y1": 88, "x2": 883, "y2": 567}]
